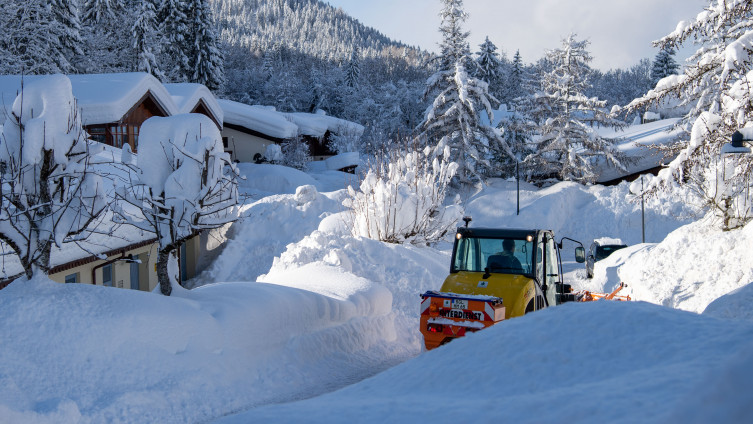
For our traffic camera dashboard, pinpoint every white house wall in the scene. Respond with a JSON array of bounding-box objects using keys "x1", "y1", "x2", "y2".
[{"x1": 222, "y1": 127, "x2": 275, "y2": 163}]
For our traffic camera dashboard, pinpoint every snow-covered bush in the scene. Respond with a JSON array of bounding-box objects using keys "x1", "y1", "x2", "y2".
[
  {"x1": 344, "y1": 143, "x2": 462, "y2": 244},
  {"x1": 0, "y1": 75, "x2": 107, "y2": 279},
  {"x1": 114, "y1": 114, "x2": 239, "y2": 295},
  {"x1": 264, "y1": 144, "x2": 283, "y2": 163},
  {"x1": 281, "y1": 137, "x2": 310, "y2": 170}
]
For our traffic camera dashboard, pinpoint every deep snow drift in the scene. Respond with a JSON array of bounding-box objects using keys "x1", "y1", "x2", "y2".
[{"x1": 1, "y1": 162, "x2": 752, "y2": 424}]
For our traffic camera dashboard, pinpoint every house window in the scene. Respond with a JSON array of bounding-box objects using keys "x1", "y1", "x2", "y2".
[
  {"x1": 88, "y1": 126, "x2": 107, "y2": 144},
  {"x1": 222, "y1": 136, "x2": 229, "y2": 149},
  {"x1": 102, "y1": 264, "x2": 113, "y2": 287},
  {"x1": 110, "y1": 125, "x2": 127, "y2": 148},
  {"x1": 132, "y1": 126, "x2": 139, "y2": 152},
  {"x1": 65, "y1": 273, "x2": 79, "y2": 284}
]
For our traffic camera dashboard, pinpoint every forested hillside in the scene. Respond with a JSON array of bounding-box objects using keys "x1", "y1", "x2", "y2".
[{"x1": 0, "y1": 0, "x2": 660, "y2": 157}]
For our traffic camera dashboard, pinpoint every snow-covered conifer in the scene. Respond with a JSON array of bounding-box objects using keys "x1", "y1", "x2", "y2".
[
  {"x1": 419, "y1": 0, "x2": 514, "y2": 181},
  {"x1": 475, "y1": 37, "x2": 504, "y2": 98},
  {"x1": 0, "y1": 75, "x2": 107, "y2": 279},
  {"x1": 520, "y1": 34, "x2": 625, "y2": 183},
  {"x1": 0, "y1": 0, "x2": 72, "y2": 74},
  {"x1": 188, "y1": 0, "x2": 225, "y2": 91},
  {"x1": 114, "y1": 114, "x2": 239, "y2": 295},
  {"x1": 345, "y1": 45, "x2": 361, "y2": 89},
  {"x1": 52, "y1": 0, "x2": 84, "y2": 71},
  {"x1": 504, "y1": 50, "x2": 526, "y2": 102},
  {"x1": 81, "y1": 0, "x2": 132, "y2": 72},
  {"x1": 161, "y1": 0, "x2": 193, "y2": 82},
  {"x1": 650, "y1": 47, "x2": 679, "y2": 87},
  {"x1": 132, "y1": 0, "x2": 165, "y2": 80}
]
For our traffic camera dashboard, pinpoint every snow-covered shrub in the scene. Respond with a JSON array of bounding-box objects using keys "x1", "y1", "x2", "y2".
[
  {"x1": 0, "y1": 75, "x2": 107, "y2": 279},
  {"x1": 281, "y1": 137, "x2": 310, "y2": 170},
  {"x1": 114, "y1": 114, "x2": 239, "y2": 295},
  {"x1": 344, "y1": 143, "x2": 462, "y2": 244},
  {"x1": 264, "y1": 144, "x2": 283, "y2": 163}
]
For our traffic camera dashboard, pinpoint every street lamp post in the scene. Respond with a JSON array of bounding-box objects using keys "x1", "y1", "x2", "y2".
[
  {"x1": 629, "y1": 175, "x2": 646, "y2": 243},
  {"x1": 516, "y1": 160, "x2": 520, "y2": 216}
]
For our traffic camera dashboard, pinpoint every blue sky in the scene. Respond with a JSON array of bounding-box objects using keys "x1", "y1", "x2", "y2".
[{"x1": 324, "y1": 0, "x2": 707, "y2": 71}]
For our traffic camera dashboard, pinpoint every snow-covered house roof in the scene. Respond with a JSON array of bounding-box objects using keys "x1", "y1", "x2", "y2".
[
  {"x1": 594, "y1": 118, "x2": 684, "y2": 183},
  {"x1": 0, "y1": 73, "x2": 179, "y2": 126},
  {"x1": 218, "y1": 99, "x2": 298, "y2": 140},
  {"x1": 286, "y1": 111, "x2": 365, "y2": 138},
  {"x1": 164, "y1": 83, "x2": 223, "y2": 129}
]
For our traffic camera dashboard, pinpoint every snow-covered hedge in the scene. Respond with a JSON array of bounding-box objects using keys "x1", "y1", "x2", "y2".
[{"x1": 344, "y1": 145, "x2": 462, "y2": 244}]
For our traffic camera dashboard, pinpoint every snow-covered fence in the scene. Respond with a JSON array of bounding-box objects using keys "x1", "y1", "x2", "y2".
[{"x1": 344, "y1": 143, "x2": 462, "y2": 244}]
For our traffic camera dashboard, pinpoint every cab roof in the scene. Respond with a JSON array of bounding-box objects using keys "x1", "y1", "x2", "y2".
[{"x1": 456, "y1": 227, "x2": 551, "y2": 239}]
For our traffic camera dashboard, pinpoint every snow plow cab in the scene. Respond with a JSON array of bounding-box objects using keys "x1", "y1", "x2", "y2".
[{"x1": 420, "y1": 225, "x2": 583, "y2": 350}]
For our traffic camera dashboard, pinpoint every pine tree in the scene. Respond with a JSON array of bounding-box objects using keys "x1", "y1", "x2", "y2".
[
  {"x1": 161, "y1": 0, "x2": 192, "y2": 82},
  {"x1": 132, "y1": 0, "x2": 164, "y2": 80},
  {"x1": 51, "y1": 0, "x2": 84, "y2": 72},
  {"x1": 505, "y1": 50, "x2": 526, "y2": 102},
  {"x1": 188, "y1": 0, "x2": 225, "y2": 91},
  {"x1": 521, "y1": 34, "x2": 625, "y2": 183},
  {"x1": 419, "y1": 0, "x2": 514, "y2": 181},
  {"x1": 475, "y1": 37, "x2": 503, "y2": 98},
  {"x1": 81, "y1": 0, "x2": 132, "y2": 72},
  {"x1": 436, "y1": 0, "x2": 472, "y2": 73},
  {"x1": 345, "y1": 45, "x2": 361, "y2": 89},
  {"x1": 0, "y1": 0, "x2": 71, "y2": 74},
  {"x1": 650, "y1": 47, "x2": 679, "y2": 86},
  {"x1": 82, "y1": 0, "x2": 118, "y2": 23}
]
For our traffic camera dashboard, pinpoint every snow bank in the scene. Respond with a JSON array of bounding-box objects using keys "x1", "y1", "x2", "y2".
[
  {"x1": 260, "y1": 227, "x2": 451, "y2": 351},
  {"x1": 0, "y1": 273, "x2": 397, "y2": 423},
  {"x1": 306, "y1": 152, "x2": 360, "y2": 172},
  {"x1": 218, "y1": 301, "x2": 753, "y2": 423},
  {"x1": 703, "y1": 281, "x2": 753, "y2": 321},
  {"x1": 616, "y1": 219, "x2": 753, "y2": 313},
  {"x1": 191, "y1": 185, "x2": 342, "y2": 285},
  {"x1": 236, "y1": 162, "x2": 322, "y2": 195}
]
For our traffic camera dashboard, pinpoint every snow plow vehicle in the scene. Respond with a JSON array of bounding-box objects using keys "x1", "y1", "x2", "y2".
[{"x1": 420, "y1": 218, "x2": 629, "y2": 350}]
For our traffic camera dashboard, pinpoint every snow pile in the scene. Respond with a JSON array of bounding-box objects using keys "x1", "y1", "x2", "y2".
[
  {"x1": 703, "y1": 282, "x2": 753, "y2": 321},
  {"x1": 261, "y1": 228, "x2": 450, "y2": 350},
  {"x1": 594, "y1": 219, "x2": 753, "y2": 313},
  {"x1": 191, "y1": 184, "x2": 343, "y2": 285},
  {"x1": 236, "y1": 162, "x2": 322, "y2": 195},
  {"x1": 306, "y1": 152, "x2": 360, "y2": 172},
  {"x1": 219, "y1": 301, "x2": 753, "y2": 423},
  {"x1": 0, "y1": 273, "x2": 397, "y2": 423}
]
